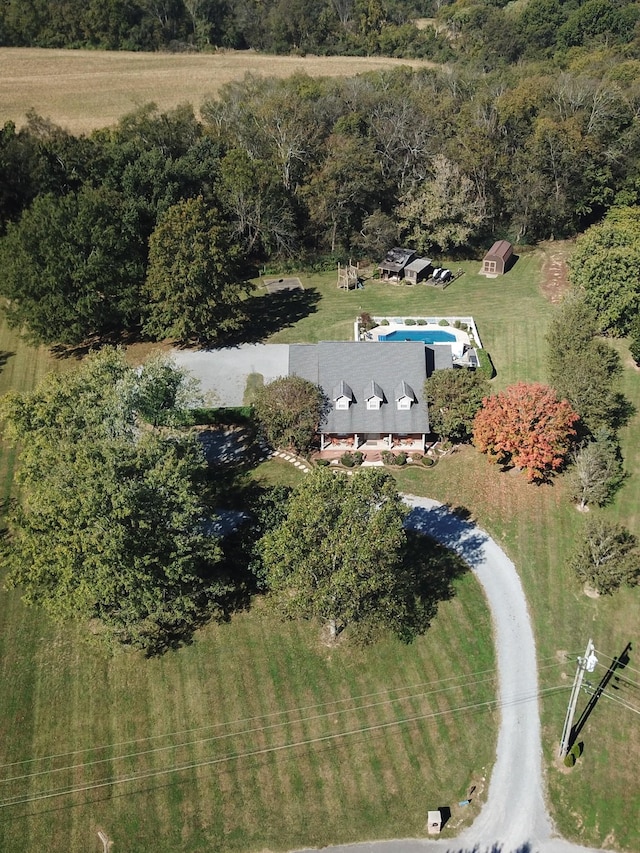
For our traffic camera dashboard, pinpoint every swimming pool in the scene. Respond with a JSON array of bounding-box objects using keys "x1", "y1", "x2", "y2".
[{"x1": 380, "y1": 329, "x2": 457, "y2": 343}]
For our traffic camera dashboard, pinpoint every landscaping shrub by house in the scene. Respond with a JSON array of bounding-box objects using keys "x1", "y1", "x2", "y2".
[
  {"x1": 340, "y1": 450, "x2": 363, "y2": 467},
  {"x1": 359, "y1": 312, "x2": 375, "y2": 331},
  {"x1": 395, "y1": 451, "x2": 408, "y2": 466}
]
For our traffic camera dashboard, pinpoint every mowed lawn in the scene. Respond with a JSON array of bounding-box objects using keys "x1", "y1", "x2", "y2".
[
  {"x1": 0, "y1": 315, "x2": 496, "y2": 849},
  {"x1": 0, "y1": 244, "x2": 639, "y2": 851},
  {"x1": 0, "y1": 47, "x2": 436, "y2": 135}
]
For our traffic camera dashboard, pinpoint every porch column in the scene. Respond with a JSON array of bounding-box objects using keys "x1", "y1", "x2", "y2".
[
  {"x1": 421, "y1": 433, "x2": 426, "y2": 451},
  {"x1": 354, "y1": 433, "x2": 359, "y2": 449},
  {"x1": 320, "y1": 433, "x2": 325, "y2": 451},
  {"x1": 388, "y1": 433, "x2": 393, "y2": 449}
]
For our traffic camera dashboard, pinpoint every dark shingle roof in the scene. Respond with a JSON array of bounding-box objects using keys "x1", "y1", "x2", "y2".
[
  {"x1": 395, "y1": 380, "x2": 416, "y2": 401},
  {"x1": 333, "y1": 379, "x2": 353, "y2": 401},
  {"x1": 289, "y1": 342, "x2": 433, "y2": 434},
  {"x1": 378, "y1": 247, "x2": 417, "y2": 273}
]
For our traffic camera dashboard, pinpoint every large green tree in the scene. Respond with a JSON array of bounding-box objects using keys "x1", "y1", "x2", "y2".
[
  {"x1": 547, "y1": 292, "x2": 626, "y2": 434},
  {"x1": 0, "y1": 185, "x2": 145, "y2": 345},
  {"x1": 569, "y1": 518, "x2": 639, "y2": 595},
  {"x1": 1, "y1": 349, "x2": 225, "y2": 652},
  {"x1": 398, "y1": 154, "x2": 487, "y2": 253},
  {"x1": 425, "y1": 368, "x2": 489, "y2": 444},
  {"x1": 568, "y1": 206, "x2": 640, "y2": 335},
  {"x1": 302, "y1": 131, "x2": 383, "y2": 252},
  {"x1": 253, "y1": 375, "x2": 328, "y2": 453},
  {"x1": 571, "y1": 429, "x2": 625, "y2": 511},
  {"x1": 142, "y1": 196, "x2": 252, "y2": 343},
  {"x1": 261, "y1": 468, "x2": 415, "y2": 641}
]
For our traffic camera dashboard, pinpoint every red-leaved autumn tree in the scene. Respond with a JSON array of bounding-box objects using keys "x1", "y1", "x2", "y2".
[{"x1": 472, "y1": 382, "x2": 579, "y2": 482}]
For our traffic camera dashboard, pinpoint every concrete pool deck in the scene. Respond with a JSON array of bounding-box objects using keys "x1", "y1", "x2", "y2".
[{"x1": 366, "y1": 318, "x2": 478, "y2": 359}]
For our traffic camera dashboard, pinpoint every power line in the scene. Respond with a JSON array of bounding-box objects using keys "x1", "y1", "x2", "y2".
[
  {"x1": 596, "y1": 690, "x2": 640, "y2": 716},
  {"x1": 0, "y1": 656, "x2": 564, "y2": 775},
  {"x1": 0, "y1": 684, "x2": 567, "y2": 811},
  {"x1": 594, "y1": 648, "x2": 640, "y2": 679},
  {"x1": 0, "y1": 660, "x2": 564, "y2": 788},
  {"x1": 0, "y1": 664, "x2": 502, "y2": 771},
  {"x1": 0, "y1": 672, "x2": 501, "y2": 785}
]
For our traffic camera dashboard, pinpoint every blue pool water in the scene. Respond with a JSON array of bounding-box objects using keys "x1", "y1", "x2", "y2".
[{"x1": 381, "y1": 329, "x2": 456, "y2": 343}]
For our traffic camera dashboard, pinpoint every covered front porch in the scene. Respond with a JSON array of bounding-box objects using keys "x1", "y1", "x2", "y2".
[{"x1": 318, "y1": 432, "x2": 426, "y2": 453}]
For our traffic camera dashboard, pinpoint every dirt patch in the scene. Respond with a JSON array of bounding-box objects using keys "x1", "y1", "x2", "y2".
[
  {"x1": 263, "y1": 277, "x2": 303, "y2": 294},
  {"x1": 538, "y1": 240, "x2": 574, "y2": 304}
]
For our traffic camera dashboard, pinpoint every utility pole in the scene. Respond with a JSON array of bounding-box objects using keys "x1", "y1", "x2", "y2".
[{"x1": 559, "y1": 638, "x2": 598, "y2": 757}]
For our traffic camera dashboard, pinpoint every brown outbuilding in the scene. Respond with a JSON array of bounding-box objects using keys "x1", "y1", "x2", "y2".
[{"x1": 480, "y1": 240, "x2": 513, "y2": 277}]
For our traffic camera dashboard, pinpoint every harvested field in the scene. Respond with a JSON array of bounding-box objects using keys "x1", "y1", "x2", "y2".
[{"x1": 0, "y1": 48, "x2": 436, "y2": 135}]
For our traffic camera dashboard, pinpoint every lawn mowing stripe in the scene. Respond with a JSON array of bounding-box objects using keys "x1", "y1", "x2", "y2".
[
  {"x1": 287, "y1": 622, "x2": 342, "y2": 844},
  {"x1": 268, "y1": 621, "x2": 336, "y2": 837},
  {"x1": 236, "y1": 612, "x2": 284, "y2": 841},
  {"x1": 303, "y1": 644, "x2": 372, "y2": 842},
  {"x1": 200, "y1": 623, "x2": 249, "y2": 845},
  {"x1": 209, "y1": 614, "x2": 268, "y2": 843},
  {"x1": 282, "y1": 622, "x2": 347, "y2": 839},
  {"x1": 155, "y1": 654, "x2": 201, "y2": 845}
]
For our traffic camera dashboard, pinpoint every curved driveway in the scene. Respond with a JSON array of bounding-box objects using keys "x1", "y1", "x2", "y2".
[{"x1": 296, "y1": 496, "x2": 605, "y2": 853}]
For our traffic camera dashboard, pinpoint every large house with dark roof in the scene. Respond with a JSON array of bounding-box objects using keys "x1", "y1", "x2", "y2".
[{"x1": 289, "y1": 341, "x2": 452, "y2": 452}]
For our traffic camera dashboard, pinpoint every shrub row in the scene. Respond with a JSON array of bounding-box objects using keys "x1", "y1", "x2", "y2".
[{"x1": 477, "y1": 349, "x2": 496, "y2": 379}]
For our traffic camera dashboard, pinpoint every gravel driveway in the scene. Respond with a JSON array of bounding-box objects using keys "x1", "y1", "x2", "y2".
[{"x1": 294, "y1": 497, "x2": 605, "y2": 853}]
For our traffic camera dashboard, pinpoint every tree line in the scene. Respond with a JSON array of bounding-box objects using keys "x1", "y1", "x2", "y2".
[
  {"x1": 3, "y1": 57, "x2": 640, "y2": 345},
  {"x1": 1, "y1": 0, "x2": 639, "y2": 65}
]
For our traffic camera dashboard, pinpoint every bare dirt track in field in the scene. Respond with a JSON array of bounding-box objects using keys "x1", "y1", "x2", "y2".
[
  {"x1": 539, "y1": 240, "x2": 574, "y2": 304},
  {"x1": 0, "y1": 47, "x2": 437, "y2": 135}
]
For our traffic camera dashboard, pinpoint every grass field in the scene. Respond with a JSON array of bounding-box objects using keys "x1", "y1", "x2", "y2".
[
  {"x1": 0, "y1": 245, "x2": 639, "y2": 852},
  {"x1": 0, "y1": 48, "x2": 435, "y2": 135}
]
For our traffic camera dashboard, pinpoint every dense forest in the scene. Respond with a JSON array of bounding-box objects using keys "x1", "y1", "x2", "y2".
[
  {"x1": 1, "y1": 0, "x2": 639, "y2": 63},
  {"x1": 2, "y1": 0, "x2": 640, "y2": 346}
]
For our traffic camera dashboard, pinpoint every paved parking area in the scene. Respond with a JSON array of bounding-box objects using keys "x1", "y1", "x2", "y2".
[{"x1": 170, "y1": 344, "x2": 290, "y2": 407}]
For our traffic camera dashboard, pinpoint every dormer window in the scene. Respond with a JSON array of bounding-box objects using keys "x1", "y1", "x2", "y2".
[
  {"x1": 395, "y1": 381, "x2": 415, "y2": 410},
  {"x1": 365, "y1": 380, "x2": 384, "y2": 410},
  {"x1": 333, "y1": 380, "x2": 353, "y2": 410}
]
